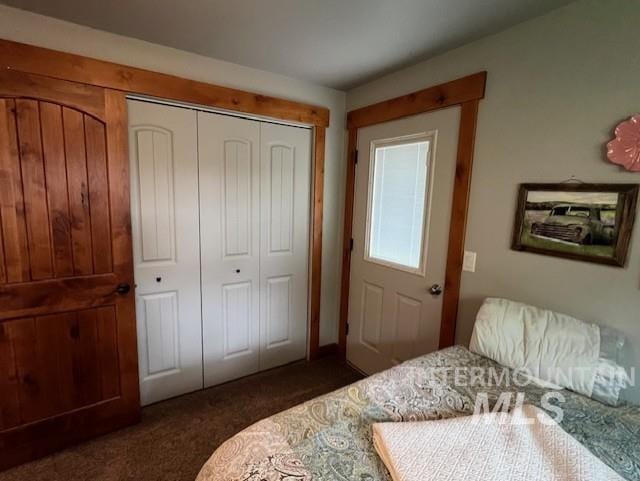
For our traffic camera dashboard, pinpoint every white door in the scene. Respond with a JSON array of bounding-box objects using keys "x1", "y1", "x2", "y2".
[
  {"x1": 259, "y1": 123, "x2": 311, "y2": 370},
  {"x1": 347, "y1": 107, "x2": 461, "y2": 375},
  {"x1": 128, "y1": 100, "x2": 203, "y2": 405},
  {"x1": 199, "y1": 113, "x2": 261, "y2": 387}
]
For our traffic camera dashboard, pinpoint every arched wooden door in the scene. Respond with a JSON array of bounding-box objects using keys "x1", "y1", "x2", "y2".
[{"x1": 0, "y1": 70, "x2": 139, "y2": 469}]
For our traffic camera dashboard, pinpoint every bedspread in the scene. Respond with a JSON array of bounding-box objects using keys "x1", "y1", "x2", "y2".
[{"x1": 197, "y1": 346, "x2": 640, "y2": 481}]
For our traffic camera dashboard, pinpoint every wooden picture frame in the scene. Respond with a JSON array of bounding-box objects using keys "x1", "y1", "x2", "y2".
[{"x1": 511, "y1": 183, "x2": 639, "y2": 267}]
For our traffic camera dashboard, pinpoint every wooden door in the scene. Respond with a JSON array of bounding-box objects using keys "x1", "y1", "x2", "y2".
[
  {"x1": 347, "y1": 107, "x2": 460, "y2": 374},
  {"x1": 0, "y1": 70, "x2": 139, "y2": 469}
]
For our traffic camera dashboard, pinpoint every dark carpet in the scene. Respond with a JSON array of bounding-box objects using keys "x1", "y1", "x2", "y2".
[{"x1": 1, "y1": 356, "x2": 363, "y2": 481}]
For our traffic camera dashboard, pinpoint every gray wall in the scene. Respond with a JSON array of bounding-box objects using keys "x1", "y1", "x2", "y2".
[{"x1": 348, "y1": 0, "x2": 640, "y2": 402}]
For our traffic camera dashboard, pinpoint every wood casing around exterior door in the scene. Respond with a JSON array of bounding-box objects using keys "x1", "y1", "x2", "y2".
[
  {"x1": 0, "y1": 69, "x2": 139, "y2": 469},
  {"x1": 339, "y1": 72, "x2": 486, "y2": 357}
]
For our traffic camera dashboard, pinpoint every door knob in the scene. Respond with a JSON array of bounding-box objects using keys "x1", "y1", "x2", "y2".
[
  {"x1": 428, "y1": 284, "x2": 443, "y2": 296},
  {"x1": 115, "y1": 283, "x2": 131, "y2": 295}
]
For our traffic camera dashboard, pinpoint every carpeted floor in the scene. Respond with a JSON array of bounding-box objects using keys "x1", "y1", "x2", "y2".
[{"x1": 1, "y1": 356, "x2": 363, "y2": 481}]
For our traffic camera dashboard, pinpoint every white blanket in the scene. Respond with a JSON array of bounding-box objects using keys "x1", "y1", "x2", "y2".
[{"x1": 372, "y1": 405, "x2": 624, "y2": 481}]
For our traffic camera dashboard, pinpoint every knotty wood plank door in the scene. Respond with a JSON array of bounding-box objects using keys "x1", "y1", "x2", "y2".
[{"x1": 0, "y1": 70, "x2": 139, "y2": 470}]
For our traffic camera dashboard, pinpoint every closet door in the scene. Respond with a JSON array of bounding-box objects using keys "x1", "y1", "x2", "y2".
[
  {"x1": 199, "y1": 113, "x2": 261, "y2": 387},
  {"x1": 128, "y1": 101, "x2": 203, "y2": 405},
  {"x1": 259, "y1": 124, "x2": 311, "y2": 369}
]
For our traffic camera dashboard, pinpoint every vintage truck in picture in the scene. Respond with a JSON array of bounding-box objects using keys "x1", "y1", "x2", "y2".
[{"x1": 530, "y1": 203, "x2": 616, "y2": 245}]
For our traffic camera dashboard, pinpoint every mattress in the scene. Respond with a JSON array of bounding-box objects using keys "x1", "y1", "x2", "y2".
[{"x1": 197, "y1": 346, "x2": 640, "y2": 481}]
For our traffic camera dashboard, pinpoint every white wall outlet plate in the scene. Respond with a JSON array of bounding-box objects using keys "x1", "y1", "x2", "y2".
[{"x1": 463, "y1": 250, "x2": 477, "y2": 273}]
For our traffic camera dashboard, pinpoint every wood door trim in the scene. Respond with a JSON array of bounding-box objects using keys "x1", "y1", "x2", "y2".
[
  {"x1": 308, "y1": 127, "x2": 325, "y2": 360},
  {"x1": 338, "y1": 128, "x2": 358, "y2": 358},
  {"x1": 1, "y1": 39, "x2": 328, "y2": 361},
  {"x1": 0, "y1": 39, "x2": 329, "y2": 127},
  {"x1": 438, "y1": 99, "x2": 480, "y2": 347},
  {"x1": 347, "y1": 72, "x2": 486, "y2": 129},
  {"x1": 338, "y1": 73, "x2": 486, "y2": 358},
  {"x1": 0, "y1": 69, "x2": 106, "y2": 121},
  {"x1": 104, "y1": 89, "x2": 141, "y2": 413}
]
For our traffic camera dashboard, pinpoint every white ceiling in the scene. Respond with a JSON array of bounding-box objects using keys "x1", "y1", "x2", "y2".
[{"x1": 1, "y1": 0, "x2": 573, "y2": 90}]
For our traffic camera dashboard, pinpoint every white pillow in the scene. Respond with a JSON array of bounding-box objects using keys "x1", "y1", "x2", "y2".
[{"x1": 469, "y1": 298, "x2": 630, "y2": 406}]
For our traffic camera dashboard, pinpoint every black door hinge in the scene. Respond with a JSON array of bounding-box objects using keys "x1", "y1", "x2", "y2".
[
  {"x1": 349, "y1": 238, "x2": 354, "y2": 251},
  {"x1": 353, "y1": 149, "x2": 358, "y2": 165},
  {"x1": 346, "y1": 322, "x2": 350, "y2": 336}
]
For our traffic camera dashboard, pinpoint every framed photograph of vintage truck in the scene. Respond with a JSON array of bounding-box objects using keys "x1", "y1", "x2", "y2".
[{"x1": 512, "y1": 183, "x2": 639, "y2": 266}]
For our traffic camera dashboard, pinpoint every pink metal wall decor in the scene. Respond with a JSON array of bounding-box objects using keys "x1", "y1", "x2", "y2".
[{"x1": 606, "y1": 115, "x2": 640, "y2": 172}]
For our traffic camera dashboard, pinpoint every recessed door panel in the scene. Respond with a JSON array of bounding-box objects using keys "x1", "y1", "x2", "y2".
[
  {"x1": 392, "y1": 294, "x2": 422, "y2": 364},
  {"x1": 222, "y1": 282, "x2": 252, "y2": 357},
  {"x1": 0, "y1": 99, "x2": 115, "y2": 281},
  {"x1": 360, "y1": 282, "x2": 383, "y2": 351},
  {"x1": 134, "y1": 127, "x2": 175, "y2": 263},
  {"x1": 138, "y1": 291, "x2": 179, "y2": 376},
  {"x1": 223, "y1": 140, "x2": 252, "y2": 257},
  {"x1": 266, "y1": 275, "x2": 292, "y2": 347},
  {"x1": 129, "y1": 100, "x2": 202, "y2": 406},
  {"x1": 268, "y1": 145, "x2": 295, "y2": 254},
  {"x1": 0, "y1": 307, "x2": 120, "y2": 428}
]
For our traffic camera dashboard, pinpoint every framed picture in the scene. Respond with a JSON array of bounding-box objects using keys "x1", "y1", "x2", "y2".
[{"x1": 512, "y1": 183, "x2": 639, "y2": 266}]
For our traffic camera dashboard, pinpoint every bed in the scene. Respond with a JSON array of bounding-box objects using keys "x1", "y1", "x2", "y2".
[{"x1": 197, "y1": 346, "x2": 640, "y2": 481}]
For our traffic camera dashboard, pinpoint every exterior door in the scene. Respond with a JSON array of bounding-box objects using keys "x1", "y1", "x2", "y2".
[
  {"x1": 128, "y1": 100, "x2": 203, "y2": 405},
  {"x1": 199, "y1": 113, "x2": 261, "y2": 387},
  {"x1": 0, "y1": 70, "x2": 139, "y2": 469},
  {"x1": 346, "y1": 107, "x2": 460, "y2": 374},
  {"x1": 259, "y1": 123, "x2": 311, "y2": 370}
]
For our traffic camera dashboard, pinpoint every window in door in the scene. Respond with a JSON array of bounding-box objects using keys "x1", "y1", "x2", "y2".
[{"x1": 364, "y1": 133, "x2": 435, "y2": 274}]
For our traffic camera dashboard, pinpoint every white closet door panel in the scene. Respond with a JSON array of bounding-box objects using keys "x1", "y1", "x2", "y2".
[
  {"x1": 222, "y1": 281, "x2": 252, "y2": 356},
  {"x1": 139, "y1": 291, "x2": 179, "y2": 374},
  {"x1": 259, "y1": 123, "x2": 311, "y2": 370},
  {"x1": 223, "y1": 139, "x2": 252, "y2": 256},
  {"x1": 199, "y1": 112, "x2": 261, "y2": 387},
  {"x1": 129, "y1": 100, "x2": 203, "y2": 406}
]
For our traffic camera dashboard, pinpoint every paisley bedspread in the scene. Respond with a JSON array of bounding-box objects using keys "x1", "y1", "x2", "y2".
[{"x1": 196, "y1": 346, "x2": 640, "y2": 481}]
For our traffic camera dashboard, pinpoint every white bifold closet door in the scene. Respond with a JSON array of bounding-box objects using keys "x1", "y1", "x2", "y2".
[
  {"x1": 128, "y1": 101, "x2": 204, "y2": 406},
  {"x1": 198, "y1": 114, "x2": 261, "y2": 386},
  {"x1": 198, "y1": 112, "x2": 311, "y2": 387},
  {"x1": 258, "y1": 123, "x2": 311, "y2": 371},
  {"x1": 129, "y1": 100, "x2": 311, "y2": 405}
]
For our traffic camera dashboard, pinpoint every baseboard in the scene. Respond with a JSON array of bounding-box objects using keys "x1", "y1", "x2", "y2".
[{"x1": 316, "y1": 343, "x2": 338, "y2": 358}]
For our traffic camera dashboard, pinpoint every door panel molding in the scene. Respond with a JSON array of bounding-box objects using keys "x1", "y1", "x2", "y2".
[
  {"x1": 339, "y1": 72, "x2": 486, "y2": 357},
  {"x1": 131, "y1": 125, "x2": 177, "y2": 264}
]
